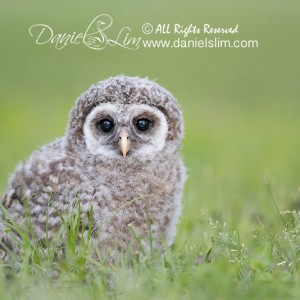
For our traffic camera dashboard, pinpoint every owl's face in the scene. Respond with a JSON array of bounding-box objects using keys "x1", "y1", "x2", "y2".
[{"x1": 83, "y1": 103, "x2": 168, "y2": 158}]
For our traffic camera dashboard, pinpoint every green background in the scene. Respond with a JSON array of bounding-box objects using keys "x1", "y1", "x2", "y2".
[{"x1": 0, "y1": 1, "x2": 300, "y2": 297}]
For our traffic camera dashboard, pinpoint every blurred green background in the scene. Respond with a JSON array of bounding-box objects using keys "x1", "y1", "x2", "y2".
[{"x1": 0, "y1": 0, "x2": 300, "y2": 248}]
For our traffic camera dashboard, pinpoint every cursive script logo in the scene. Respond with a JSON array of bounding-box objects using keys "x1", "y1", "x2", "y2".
[{"x1": 29, "y1": 14, "x2": 141, "y2": 50}]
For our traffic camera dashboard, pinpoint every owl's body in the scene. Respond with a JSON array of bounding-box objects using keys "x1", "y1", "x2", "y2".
[{"x1": 0, "y1": 76, "x2": 186, "y2": 257}]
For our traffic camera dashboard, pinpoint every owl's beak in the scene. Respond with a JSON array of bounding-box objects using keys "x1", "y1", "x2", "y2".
[{"x1": 119, "y1": 129, "x2": 130, "y2": 157}]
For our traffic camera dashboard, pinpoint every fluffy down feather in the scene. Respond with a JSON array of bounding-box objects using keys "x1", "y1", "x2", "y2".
[{"x1": 0, "y1": 75, "x2": 186, "y2": 258}]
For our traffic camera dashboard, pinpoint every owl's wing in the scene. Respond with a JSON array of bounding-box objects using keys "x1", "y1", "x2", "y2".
[
  {"x1": 2, "y1": 163, "x2": 26, "y2": 210},
  {"x1": 1, "y1": 138, "x2": 68, "y2": 258},
  {"x1": 0, "y1": 162, "x2": 26, "y2": 260},
  {"x1": 1, "y1": 137, "x2": 69, "y2": 211}
]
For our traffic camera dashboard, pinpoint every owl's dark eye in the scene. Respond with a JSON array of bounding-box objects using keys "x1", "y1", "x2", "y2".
[
  {"x1": 136, "y1": 119, "x2": 151, "y2": 132},
  {"x1": 97, "y1": 119, "x2": 114, "y2": 133}
]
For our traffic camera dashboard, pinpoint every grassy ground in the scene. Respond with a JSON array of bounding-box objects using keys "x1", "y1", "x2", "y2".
[{"x1": 1, "y1": 1, "x2": 300, "y2": 299}]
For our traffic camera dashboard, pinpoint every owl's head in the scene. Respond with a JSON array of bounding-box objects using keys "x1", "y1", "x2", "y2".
[{"x1": 66, "y1": 76, "x2": 184, "y2": 159}]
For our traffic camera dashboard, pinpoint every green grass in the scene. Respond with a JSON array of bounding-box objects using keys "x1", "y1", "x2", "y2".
[
  {"x1": 1, "y1": 0, "x2": 300, "y2": 299},
  {"x1": 2, "y1": 201, "x2": 300, "y2": 299}
]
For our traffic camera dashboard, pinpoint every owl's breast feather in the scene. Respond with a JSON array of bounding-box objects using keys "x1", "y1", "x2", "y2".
[{"x1": 78, "y1": 153, "x2": 180, "y2": 202}]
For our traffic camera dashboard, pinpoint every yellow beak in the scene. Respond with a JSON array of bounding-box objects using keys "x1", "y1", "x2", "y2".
[{"x1": 119, "y1": 130, "x2": 130, "y2": 157}]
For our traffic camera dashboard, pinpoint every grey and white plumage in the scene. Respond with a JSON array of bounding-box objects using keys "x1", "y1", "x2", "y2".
[{"x1": 0, "y1": 75, "x2": 186, "y2": 258}]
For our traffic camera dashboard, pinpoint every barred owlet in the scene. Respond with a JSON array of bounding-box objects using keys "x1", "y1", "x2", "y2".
[{"x1": 0, "y1": 75, "x2": 186, "y2": 259}]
